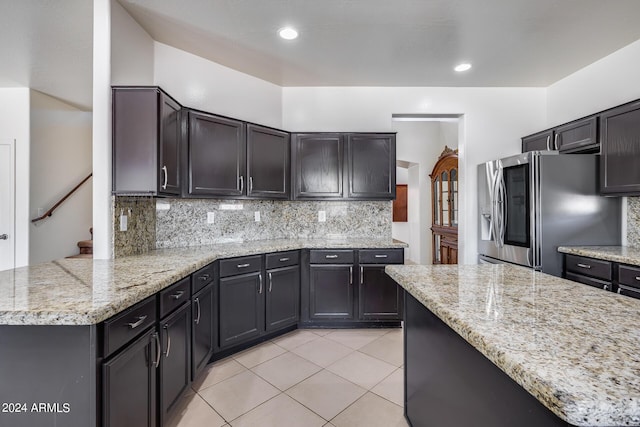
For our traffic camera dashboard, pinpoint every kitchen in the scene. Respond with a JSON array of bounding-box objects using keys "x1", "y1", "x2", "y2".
[{"x1": 2, "y1": 1, "x2": 640, "y2": 426}]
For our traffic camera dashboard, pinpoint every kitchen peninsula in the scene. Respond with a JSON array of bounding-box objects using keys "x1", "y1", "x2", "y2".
[
  {"x1": 385, "y1": 264, "x2": 640, "y2": 427},
  {"x1": 0, "y1": 238, "x2": 404, "y2": 427}
]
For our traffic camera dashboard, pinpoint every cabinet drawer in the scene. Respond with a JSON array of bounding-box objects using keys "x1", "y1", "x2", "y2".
[
  {"x1": 192, "y1": 262, "x2": 216, "y2": 294},
  {"x1": 220, "y1": 255, "x2": 263, "y2": 278},
  {"x1": 565, "y1": 272, "x2": 612, "y2": 291},
  {"x1": 159, "y1": 277, "x2": 191, "y2": 318},
  {"x1": 617, "y1": 284, "x2": 640, "y2": 299},
  {"x1": 618, "y1": 264, "x2": 640, "y2": 288},
  {"x1": 565, "y1": 255, "x2": 612, "y2": 281},
  {"x1": 104, "y1": 295, "x2": 157, "y2": 357},
  {"x1": 310, "y1": 249, "x2": 354, "y2": 264},
  {"x1": 359, "y1": 249, "x2": 403, "y2": 264},
  {"x1": 266, "y1": 250, "x2": 299, "y2": 269}
]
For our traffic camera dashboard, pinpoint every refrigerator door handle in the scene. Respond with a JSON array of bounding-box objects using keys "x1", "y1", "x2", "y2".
[
  {"x1": 499, "y1": 173, "x2": 506, "y2": 247},
  {"x1": 491, "y1": 168, "x2": 501, "y2": 248}
]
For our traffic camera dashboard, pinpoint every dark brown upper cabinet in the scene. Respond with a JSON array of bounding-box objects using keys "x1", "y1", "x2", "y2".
[
  {"x1": 292, "y1": 133, "x2": 344, "y2": 200},
  {"x1": 112, "y1": 87, "x2": 182, "y2": 196},
  {"x1": 600, "y1": 100, "x2": 640, "y2": 195},
  {"x1": 347, "y1": 133, "x2": 396, "y2": 199},
  {"x1": 292, "y1": 132, "x2": 396, "y2": 200},
  {"x1": 247, "y1": 124, "x2": 290, "y2": 199},
  {"x1": 187, "y1": 111, "x2": 246, "y2": 197},
  {"x1": 522, "y1": 116, "x2": 598, "y2": 154},
  {"x1": 522, "y1": 130, "x2": 553, "y2": 152}
]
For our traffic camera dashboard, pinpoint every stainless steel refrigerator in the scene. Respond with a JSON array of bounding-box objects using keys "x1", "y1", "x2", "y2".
[{"x1": 477, "y1": 151, "x2": 621, "y2": 277}]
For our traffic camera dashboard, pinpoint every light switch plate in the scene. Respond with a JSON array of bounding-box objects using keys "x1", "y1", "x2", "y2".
[
  {"x1": 254, "y1": 211, "x2": 261, "y2": 222},
  {"x1": 207, "y1": 212, "x2": 215, "y2": 224},
  {"x1": 318, "y1": 211, "x2": 326, "y2": 222}
]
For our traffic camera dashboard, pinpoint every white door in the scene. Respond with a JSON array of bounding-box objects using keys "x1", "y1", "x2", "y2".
[{"x1": 0, "y1": 139, "x2": 15, "y2": 271}]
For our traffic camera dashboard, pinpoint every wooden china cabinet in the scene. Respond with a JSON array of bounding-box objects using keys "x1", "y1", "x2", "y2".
[{"x1": 430, "y1": 147, "x2": 458, "y2": 264}]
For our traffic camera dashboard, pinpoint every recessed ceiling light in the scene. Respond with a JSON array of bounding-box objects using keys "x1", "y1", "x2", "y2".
[
  {"x1": 278, "y1": 27, "x2": 298, "y2": 40},
  {"x1": 454, "y1": 63, "x2": 472, "y2": 72}
]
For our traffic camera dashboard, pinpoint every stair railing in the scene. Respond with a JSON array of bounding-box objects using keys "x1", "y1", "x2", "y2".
[{"x1": 32, "y1": 173, "x2": 93, "y2": 223}]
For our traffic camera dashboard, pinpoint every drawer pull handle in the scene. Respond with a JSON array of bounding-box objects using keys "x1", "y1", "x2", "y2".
[
  {"x1": 199, "y1": 274, "x2": 210, "y2": 281},
  {"x1": 618, "y1": 287, "x2": 623, "y2": 294},
  {"x1": 194, "y1": 298, "x2": 201, "y2": 325},
  {"x1": 603, "y1": 284, "x2": 610, "y2": 291},
  {"x1": 163, "y1": 324, "x2": 171, "y2": 358},
  {"x1": 374, "y1": 254, "x2": 388, "y2": 258},
  {"x1": 127, "y1": 315, "x2": 147, "y2": 329},
  {"x1": 237, "y1": 263, "x2": 251, "y2": 268},
  {"x1": 325, "y1": 255, "x2": 339, "y2": 259},
  {"x1": 279, "y1": 257, "x2": 290, "y2": 262},
  {"x1": 577, "y1": 263, "x2": 591, "y2": 269},
  {"x1": 170, "y1": 290, "x2": 185, "y2": 300},
  {"x1": 153, "y1": 332, "x2": 161, "y2": 368},
  {"x1": 635, "y1": 276, "x2": 640, "y2": 281}
]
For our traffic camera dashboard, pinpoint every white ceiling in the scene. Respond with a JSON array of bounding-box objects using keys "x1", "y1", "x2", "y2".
[{"x1": 2, "y1": 0, "x2": 640, "y2": 110}]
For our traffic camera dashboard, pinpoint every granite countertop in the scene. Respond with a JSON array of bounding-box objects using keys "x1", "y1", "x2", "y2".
[
  {"x1": 558, "y1": 245, "x2": 640, "y2": 266},
  {"x1": 385, "y1": 264, "x2": 640, "y2": 427},
  {"x1": 0, "y1": 238, "x2": 405, "y2": 326}
]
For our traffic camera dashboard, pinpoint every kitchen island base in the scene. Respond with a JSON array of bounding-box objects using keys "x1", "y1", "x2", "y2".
[{"x1": 404, "y1": 293, "x2": 572, "y2": 427}]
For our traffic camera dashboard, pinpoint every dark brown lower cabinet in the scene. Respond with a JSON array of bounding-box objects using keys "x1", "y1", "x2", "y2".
[
  {"x1": 309, "y1": 265, "x2": 354, "y2": 320},
  {"x1": 219, "y1": 271, "x2": 263, "y2": 348},
  {"x1": 358, "y1": 265, "x2": 403, "y2": 320},
  {"x1": 266, "y1": 265, "x2": 300, "y2": 332},
  {"x1": 102, "y1": 328, "x2": 159, "y2": 427},
  {"x1": 159, "y1": 303, "x2": 192, "y2": 425},
  {"x1": 192, "y1": 282, "x2": 214, "y2": 380}
]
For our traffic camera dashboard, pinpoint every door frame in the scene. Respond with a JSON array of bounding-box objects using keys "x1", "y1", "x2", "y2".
[{"x1": 0, "y1": 138, "x2": 16, "y2": 271}]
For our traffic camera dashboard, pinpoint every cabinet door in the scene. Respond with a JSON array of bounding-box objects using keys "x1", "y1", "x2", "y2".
[
  {"x1": 159, "y1": 92, "x2": 182, "y2": 195},
  {"x1": 102, "y1": 328, "x2": 158, "y2": 427},
  {"x1": 521, "y1": 130, "x2": 553, "y2": 152},
  {"x1": 346, "y1": 133, "x2": 396, "y2": 199},
  {"x1": 188, "y1": 111, "x2": 246, "y2": 197},
  {"x1": 292, "y1": 133, "x2": 343, "y2": 199},
  {"x1": 192, "y1": 284, "x2": 214, "y2": 381},
  {"x1": 219, "y1": 272, "x2": 263, "y2": 348},
  {"x1": 266, "y1": 265, "x2": 299, "y2": 332},
  {"x1": 310, "y1": 265, "x2": 354, "y2": 319},
  {"x1": 556, "y1": 116, "x2": 598, "y2": 153},
  {"x1": 159, "y1": 303, "x2": 192, "y2": 425},
  {"x1": 247, "y1": 124, "x2": 290, "y2": 199},
  {"x1": 358, "y1": 266, "x2": 402, "y2": 320},
  {"x1": 600, "y1": 100, "x2": 640, "y2": 195}
]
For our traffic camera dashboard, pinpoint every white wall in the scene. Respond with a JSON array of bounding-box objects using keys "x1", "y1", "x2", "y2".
[
  {"x1": 29, "y1": 91, "x2": 92, "y2": 264},
  {"x1": 0, "y1": 88, "x2": 30, "y2": 267},
  {"x1": 547, "y1": 39, "x2": 640, "y2": 126},
  {"x1": 154, "y1": 43, "x2": 283, "y2": 128},
  {"x1": 283, "y1": 87, "x2": 547, "y2": 264},
  {"x1": 111, "y1": 0, "x2": 154, "y2": 85}
]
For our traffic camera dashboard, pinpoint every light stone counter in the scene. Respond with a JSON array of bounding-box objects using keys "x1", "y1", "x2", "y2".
[
  {"x1": 385, "y1": 264, "x2": 640, "y2": 427},
  {"x1": 0, "y1": 238, "x2": 405, "y2": 326},
  {"x1": 559, "y1": 245, "x2": 640, "y2": 266}
]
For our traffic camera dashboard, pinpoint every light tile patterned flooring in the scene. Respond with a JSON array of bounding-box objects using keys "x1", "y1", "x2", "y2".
[{"x1": 166, "y1": 328, "x2": 408, "y2": 427}]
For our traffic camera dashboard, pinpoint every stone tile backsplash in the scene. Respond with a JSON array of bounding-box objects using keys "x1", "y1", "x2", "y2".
[
  {"x1": 155, "y1": 199, "x2": 392, "y2": 249},
  {"x1": 112, "y1": 196, "x2": 157, "y2": 257},
  {"x1": 628, "y1": 197, "x2": 640, "y2": 248}
]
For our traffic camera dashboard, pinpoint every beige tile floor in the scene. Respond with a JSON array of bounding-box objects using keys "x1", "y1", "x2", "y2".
[{"x1": 166, "y1": 328, "x2": 408, "y2": 427}]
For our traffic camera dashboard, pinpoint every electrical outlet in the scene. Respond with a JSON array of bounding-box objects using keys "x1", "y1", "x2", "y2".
[
  {"x1": 254, "y1": 211, "x2": 261, "y2": 222},
  {"x1": 207, "y1": 212, "x2": 215, "y2": 224},
  {"x1": 120, "y1": 214, "x2": 128, "y2": 231},
  {"x1": 318, "y1": 210, "x2": 326, "y2": 222}
]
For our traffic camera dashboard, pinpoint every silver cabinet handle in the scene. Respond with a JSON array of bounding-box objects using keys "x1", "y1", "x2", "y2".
[
  {"x1": 237, "y1": 263, "x2": 250, "y2": 268},
  {"x1": 577, "y1": 263, "x2": 591, "y2": 269},
  {"x1": 194, "y1": 298, "x2": 201, "y2": 325},
  {"x1": 554, "y1": 134, "x2": 559, "y2": 150},
  {"x1": 163, "y1": 324, "x2": 171, "y2": 358},
  {"x1": 153, "y1": 332, "x2": 161, "y2": 368},
  {"x1": 249, "y1": 176, "x2": 254, "y2": 193},
  {"x1": 360, "y1": 266, "x2": 364, "y2": 285},
  {"x1": 279, "y1": 257, "x2": 290, "y2": 262},
  {"x1": 268, "y1": 272, "x2": 273, "y2": 292},
  {"x1": 127, "y1": 315, "x2": 147, "y2": 329},
  {"x1": 603, "y1": 284, "x2": 610, "y2": 291},
  {"x1": 546, "y1": 135, "x2": 551, "y2": 151},
  {"x1": 618, "y1": 287, "x2": 623, "y2": 294},
  {"x1": 635, "y1": 276, "x2": 640, "y2": 281},
  {"x1": 374, "y1": 254, "x2": 388, "y2": 258},
  {"x1": 325, "y1": 254, "x2": 338, "y2": 259},
  {"x1": 0, "y1": 234, "x2": 8, "y2": 240},
  {"x1": 259, "y1": 273, "x2": 263, "y2": 294},
  {"x1": 170, "y1": 290, "x2": 185, "y2": 300},
  {"x1": 161, "y1": 166, "x2": 168, "y2": 190},
  {"x1": 198, "y1": 274, "x2": 210, "y2": 281},
  {"x1": 239, "y1": 175, "x2": 244, "y2": 193},
  {"x1": 349, "y1": 266, "x2": 353, "y2": 285}
]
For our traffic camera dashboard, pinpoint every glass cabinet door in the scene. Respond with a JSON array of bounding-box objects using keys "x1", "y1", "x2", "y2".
[
  {"x1": 433, "y1": 176, "x2": 440, "y2": 225},
  {"x1": 441, "y1": 171, "x2": 449, "y2": 226},
  {"x1": 450, "y1": 168, "x2": 458, "y2": 226}
]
